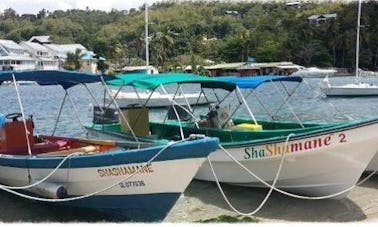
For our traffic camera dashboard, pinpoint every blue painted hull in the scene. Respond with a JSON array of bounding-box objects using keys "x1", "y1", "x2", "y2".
[{"x1": 57, "y1": 193, "x2": 181, "y2": 222}]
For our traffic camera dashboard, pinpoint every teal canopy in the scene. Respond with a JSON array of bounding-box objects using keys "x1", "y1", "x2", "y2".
[{"x1": 107, "y1": 72, "x2": 237, "y2": 91}]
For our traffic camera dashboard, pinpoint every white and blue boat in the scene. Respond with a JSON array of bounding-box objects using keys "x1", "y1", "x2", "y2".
[{"x1": 0, "y1": 70, "x2": 219, "y2": 222}]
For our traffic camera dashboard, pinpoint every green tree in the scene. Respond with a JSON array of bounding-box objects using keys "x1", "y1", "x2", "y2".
[{"x1": 64, "y1": 49, "x2": 82, "y2": 70}]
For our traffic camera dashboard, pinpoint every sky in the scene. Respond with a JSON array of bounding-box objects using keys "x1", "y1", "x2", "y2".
[
  {"x1": 0, "y1": 0, "x2": 348, "y2": 15},
  {"x1": 0, "y1": 0, "x2": 162, "y2": 14}
]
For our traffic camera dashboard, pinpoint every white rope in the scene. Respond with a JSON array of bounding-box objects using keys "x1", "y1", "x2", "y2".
[
  {"x1": 11, "y1": 73, "x2": 32, "y2": 155},
  {"x1": 0, "y1": 138, "x2": 189, "y2": 202},
  {"x1": 0, "y1": 152, "x2": 83, "y2": 190},
  {"x1": 208, "y1": 133, "x2": 294, "y2": 216}
]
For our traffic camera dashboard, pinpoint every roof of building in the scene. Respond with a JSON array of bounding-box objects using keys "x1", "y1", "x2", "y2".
[
  {"x1": 308, "y1": 13, "x2": 337, "y2": 20},
  {"x1": 28, "y1": 36, "x2": 53, "y2": 44},
  {"x1": 80, "y1": 51, "x2": 105, "y2": 60},
  {"x1": 20, "y1": 41, "x2": 49, "y2": 51},
  {"x1": 44, "y1": 44, "x2": 87, "y2": 57},
  {"x1": 205, "y1": 62, "x2": 247, "y2": 70},
  {"x1": 0, "y1": 40, "x2": 27, "y2": 51}
]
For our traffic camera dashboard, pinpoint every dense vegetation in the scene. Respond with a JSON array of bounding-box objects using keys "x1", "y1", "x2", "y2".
[{"x1": 1, "y1": 0, "x2": 377, "y2": 73}]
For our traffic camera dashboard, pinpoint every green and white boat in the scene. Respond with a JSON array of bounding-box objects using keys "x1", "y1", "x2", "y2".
[{"x1": 86, "y1": 73, "x2": 378, "y2": 198}]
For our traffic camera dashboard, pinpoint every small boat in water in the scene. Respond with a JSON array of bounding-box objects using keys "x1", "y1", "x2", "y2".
[
  {"x1": 0, "y1": 70, "x2": 219, "y2": 222},
  {"x1": 88, "y1": 73, "x2": 378, "y2": 198}
]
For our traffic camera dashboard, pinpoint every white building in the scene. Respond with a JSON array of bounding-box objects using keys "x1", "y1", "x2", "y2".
[
  {"x1": 0, "y1": 39, "x2": 35, "y2": 71},
  {"x1": 19, "y1": 41, "x2": 59, "y2": 70},
  {"x1": 44, "y1": 43, "x2": 87, "y2": 60}
]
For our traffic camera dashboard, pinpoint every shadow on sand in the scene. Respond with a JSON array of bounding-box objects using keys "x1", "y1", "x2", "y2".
[{"x1": 182, "y1": 175, "x2": 378, "y2": 222}]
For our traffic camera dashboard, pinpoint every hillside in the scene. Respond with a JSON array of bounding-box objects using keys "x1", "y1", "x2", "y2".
[{"x1": 1, "y1": 0, "x2": 377, "y2": 72}]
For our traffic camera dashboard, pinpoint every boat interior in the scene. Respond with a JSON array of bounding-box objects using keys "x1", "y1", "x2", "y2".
[{"x1": 0, "y1": 112, "x2": 115, "y2": 156}]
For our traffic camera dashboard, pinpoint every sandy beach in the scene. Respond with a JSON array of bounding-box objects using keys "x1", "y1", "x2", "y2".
[{"x1": 165, "y1": 174, "x2": 378, "y2": 223}]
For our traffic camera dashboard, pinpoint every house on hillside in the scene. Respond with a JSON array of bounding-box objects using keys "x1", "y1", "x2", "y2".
[
  {"x1": 80, "y1": 51, "x2": 106, "y2": 73},
  {"x1": 0, "y1": 39, "x2": 35, "y2": 71},
  {"x1": 28, "y1": 35, "x2": 53, "y2": 45},
  {"x1": 308, "y1": 13, "x2": 337, "y2": 26},
  {"x1": 19, "y1": 41, "x2": 58, "y2": 70}
]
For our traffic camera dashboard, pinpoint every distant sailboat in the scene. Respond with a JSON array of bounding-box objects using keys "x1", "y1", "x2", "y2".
[{"x1": 321, "y1": 0, "x2": 378, "y2": 97}]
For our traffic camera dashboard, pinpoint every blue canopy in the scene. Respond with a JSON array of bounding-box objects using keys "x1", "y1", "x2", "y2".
[
  {"x1": 0, "y1": 70, "x2": 115, "y2": 89},
  {"x1": 215, "y1": 75, "x2": 303, "y2": 89}
]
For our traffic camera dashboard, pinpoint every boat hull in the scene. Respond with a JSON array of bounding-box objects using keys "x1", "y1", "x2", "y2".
[
  {"x1": 366, "y1": 153, "x2": 378, "y2": 173},
  {"x1": 0, "y1": 137, "x2": 219, "y2": 221},
  {"x1": 195, "y1": 120, "x2": 378, "y2": 198},
  {"x1": 321, "y1": 84, "x2": 378, "y2": 96}
]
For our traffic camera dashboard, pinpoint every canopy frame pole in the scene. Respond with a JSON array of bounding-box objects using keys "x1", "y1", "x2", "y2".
[
  {"x1": 160, "y1": 84, "x2": 185, "y2": 140},
  {"x1": 270, "y1": 81, "x2": 304, "y2": 128},
  {"x1": 65, "y1": 90, "x2": 86, "y2": 130},
  {"x1": 163, "y1": 85, "x2": 194, "y2": 123},
  {"x1": 243, "y1": 89, "x2": 275, "y2": 121},
  {"x1": 100, "y1": 77, "x2": 140, "y2": 144},
  {"x1": 105, "y1": 84, "x2": 124, "y2": 110},
  {"x1": 11, "y1": 73, "x2": 32, "y2": 156},
  {"x1": 220, "y1": 90, "x2": 243, "y2": 128},
  {"x1": 236, "y1": 86, "x2": 258, "y2": 125},
  {"x1": 52, "y1": 92, "x2": 67, "y2": 136},
  {"x1": 83, "y1": 83, "x2": 105, "y2": 114},
  {"x1": 196, "y1": 87, "x2": 206, "y2": 106},
  {"x1": 178, "y1": 85, "x2": 194, "y2": 113}
]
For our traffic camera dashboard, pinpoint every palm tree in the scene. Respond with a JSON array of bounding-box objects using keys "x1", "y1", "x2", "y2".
[{"x1": 64, "y1": 49, "x2": 82, "y2": 70}]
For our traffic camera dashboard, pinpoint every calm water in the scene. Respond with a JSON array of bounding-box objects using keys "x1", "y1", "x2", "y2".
[{"x1": 1, "y1": 76, "x2": 378, "y2": 222}]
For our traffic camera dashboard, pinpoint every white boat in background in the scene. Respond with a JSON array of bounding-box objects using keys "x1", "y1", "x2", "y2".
[
  {"x1": 109, "y1": 90, "x2": 213, "y2": 108},
  {"x1": 321, "y1": 0, "x2": 378, "y2": 97},
  {"x1": 321, "y1": 75, "x2": 378, "y2": 96},
  {"x1": 292, "y1": 66, "x2": 336, "y2": 78}
]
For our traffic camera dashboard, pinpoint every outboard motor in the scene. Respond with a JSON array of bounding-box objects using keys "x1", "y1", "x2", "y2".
[
  {"x1": 0, "y1": 113, "x2": 35, "y2": 155},
  {"x1": 93, "y1": 106, "x2": 119, "y2": 124}
]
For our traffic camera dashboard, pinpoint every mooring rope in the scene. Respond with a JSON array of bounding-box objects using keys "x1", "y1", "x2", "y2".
[
  {"x1": 208, "y1": 133, "x2": 294, "y2": 216},
  {"x1": 0, "y1": 152, "x2": 83, "y2": 190}
]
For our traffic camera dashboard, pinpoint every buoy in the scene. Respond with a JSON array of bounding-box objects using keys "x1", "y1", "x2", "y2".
[{"x1": 27, "y1": 181, "x2": 67, "y2": 199}]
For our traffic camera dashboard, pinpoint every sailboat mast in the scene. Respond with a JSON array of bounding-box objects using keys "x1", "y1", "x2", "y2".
[
  {"x1": 145, "y1": 0, "x2": 150, "y2": 74},
  {"x1": 355, "y1": 0, "x2": 362, "y2": 83}
]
